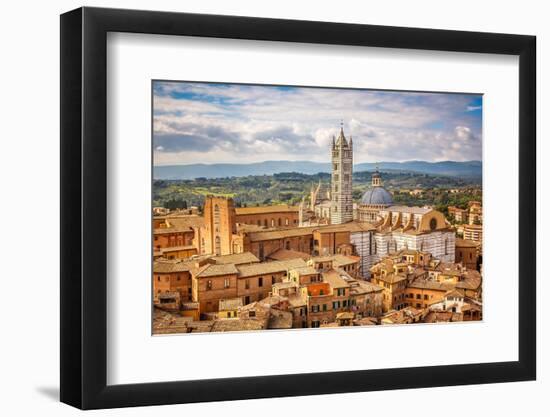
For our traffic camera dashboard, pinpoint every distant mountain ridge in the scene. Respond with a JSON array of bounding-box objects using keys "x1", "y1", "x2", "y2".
[{"x1": 154, "y1": 160, "x2": 482, "y2": 180}]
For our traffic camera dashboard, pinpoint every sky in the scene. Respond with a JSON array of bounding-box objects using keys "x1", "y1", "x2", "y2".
[{"x1": 153, "y1": 81, "x2": 482, "y2": 166}]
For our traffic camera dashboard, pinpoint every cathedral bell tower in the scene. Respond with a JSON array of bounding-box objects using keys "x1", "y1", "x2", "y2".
[{"x1": 330, "y1": 122, "x2": 353, "y2": 224}]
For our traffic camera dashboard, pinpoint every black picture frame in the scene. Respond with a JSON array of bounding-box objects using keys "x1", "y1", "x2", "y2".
[{"x1": 60, "y1": 6, "x2": 536, "y2": 410}]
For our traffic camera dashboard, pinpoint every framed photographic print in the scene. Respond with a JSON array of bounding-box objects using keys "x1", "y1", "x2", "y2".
[{"x1": 60, "y1": 7, "x2": 536, "y2": 410}]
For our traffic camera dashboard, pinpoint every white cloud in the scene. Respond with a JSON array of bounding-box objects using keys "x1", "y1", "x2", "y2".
[{"x1": 152, "y1": 82, "x2": 482, "y2": 164}]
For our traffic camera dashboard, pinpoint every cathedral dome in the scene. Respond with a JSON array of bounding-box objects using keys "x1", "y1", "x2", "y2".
[{"x1": 361, "y1": 186, "x2": 393, "y2": 206}]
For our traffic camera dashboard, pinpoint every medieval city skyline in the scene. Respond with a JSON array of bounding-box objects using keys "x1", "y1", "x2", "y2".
[{"x1": 152, "y1": 80, "x2": 483, "y2": 333}]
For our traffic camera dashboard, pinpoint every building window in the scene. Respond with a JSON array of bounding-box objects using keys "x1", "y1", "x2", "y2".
[
  {"x1": 258, "y1": 277, "x2": 263, "y2": 287},
  {"x1": 224, "y1": 278, "x2": 230, "y2": 288},
  {"x1": 245, "y1": 279, "x2": 250, "y2": 290},
  {"x1": 271, "y1": 219, "x2": 275, "y2": 227},
  {"x1": 206, "y1": 280, "x2": 212, "y2": 290},
  {"x1": 416, "y1": 294, "x2": 421, "y2": 299},
  {"x1": 249, "y1": 311, "x2": 256, "y2": 318},
  {"x1": 285, "y1": 218, "x2": 289, "y2": 226}
]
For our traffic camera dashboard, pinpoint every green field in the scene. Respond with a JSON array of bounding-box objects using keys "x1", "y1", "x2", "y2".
[{"x1": 153, "y1": 171, "x2": 481, "y2": 214}]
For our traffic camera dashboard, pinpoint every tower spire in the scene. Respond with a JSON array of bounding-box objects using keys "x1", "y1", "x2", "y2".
[{"x1": 372, "y1": 163, "x2": 382, "y2": 187}]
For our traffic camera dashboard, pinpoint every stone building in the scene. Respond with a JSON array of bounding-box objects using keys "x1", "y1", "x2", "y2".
[
  {"x1": 153, "y1": 258, "x2": 194, "y2": 303},
  {"x1": 369, "y1": 249, "x2": 482, "y2": 314},
  {"x1": 201, "y1": 196, "x2": 237, "y2": 256},
  {"x1": 463, "y1": 223, "x2": 483, "y2": 243},
  {"x1": 330, "y1": 125, "x2": 354, "y2": 225},
  {"x1": 448, "y1": 206, "x2": 468, "y2": 223},
  {"x1": 468, "y1": 201, "x2": 483, "y2": 225},
  {"x1": 153, "y1": 215, "x2": 201, "y2": 257},
  {"x1": 234, "y1": 205, "x2": 300, "y2": 228},
  {"x1": 235, "y1": 258, "x2": 307, "y2": 305},
  {"x1": 455, "y1": 238, "x2": 480, "y2": 270}
]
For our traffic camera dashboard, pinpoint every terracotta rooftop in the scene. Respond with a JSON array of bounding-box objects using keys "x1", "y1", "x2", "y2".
[
  {"x1": 445, "y1": 289, "x2": 465, "y2": 298},
  {"x1": 350, "y1": 279, "x2": 384, "y2": 295},
  {"x1": 211, "y1": 319, "x2": 267, "y2": 332},
  {"x1": 383, "y1": 205, "x2": 433, "y2": 214},
  {"x1": 313, "y1": 254, "x2": 360, "y2": 267},
  {"x1": 408, "y1": 280, "x2": 454, "y2": 291},
  {"x1": 195, "y1": 263, "x2": 239, "y2": 278},
  {"x1": 246, "y1": 226, "x2": 318, "y2": 242},
  {"x1": 268, "y1": 310, "x2": 293, "y2": 329},
  {"x1": 237, "y1": 258, "x2": 307, "y2": 278},
  {"x1": 290, "y1": 266, "x2": 319, "y2": 276},
  {"x1": 153, "y1": 259, "x2": 192, "y2": 273},
  {"x1": 267, "y1": 248, "x2": 311, "y2": 261},
  {"x1": 210, "y1": 252, "x2": 260, "y2": 265},
  {"x1": 322, "y1": 270, "x2": 350, "y2": 289},
  {"x1": 235, "y1": 205, "x2": 299, "y2": 215},
  {"x1": 246, "y1": 221, "x2": 376, "y2": 242},
  {"x1": 153, "y1": 216, "x2": 204, "y2": 234},
  {"x1": 455, "y1": 238, "x2": 480, "y2": 248},
  {"x1": 287, "y1": 294, "x2": 307, "y2": 307},
  {"x1": 375, "y1": 272, "x2": 408, "y2": 284}
]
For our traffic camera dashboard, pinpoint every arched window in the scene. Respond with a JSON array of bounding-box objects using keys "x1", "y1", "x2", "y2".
[
  {"x1": 278, "y1": 218, "x2": 282, "y2": 227},
  {"x1": 285, "y1": 218, "x2": 289, "y2": 226},
  {"x1": 271, "y1": 219, "x2": 275, "y2": 227}
]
